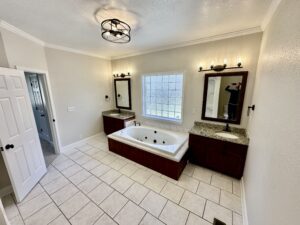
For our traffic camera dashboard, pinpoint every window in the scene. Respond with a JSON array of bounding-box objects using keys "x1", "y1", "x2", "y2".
[{"x1": 142, "y1": 72, "x2": 184, "y2": 122}]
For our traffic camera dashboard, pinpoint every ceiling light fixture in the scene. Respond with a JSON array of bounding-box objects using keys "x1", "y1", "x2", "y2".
[{"x1": 101, "y1": 18, "x2": 131, "y2": 43}]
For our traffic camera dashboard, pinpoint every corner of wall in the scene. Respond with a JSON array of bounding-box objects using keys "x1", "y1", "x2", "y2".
[{"x1": 0, "y1": 31, "x2": 9, "y2": 68}]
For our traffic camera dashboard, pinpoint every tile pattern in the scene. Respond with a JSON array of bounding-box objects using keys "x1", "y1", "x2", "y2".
[{"x1": 2, "y1": 133, "x2": 243, "y2": 225}]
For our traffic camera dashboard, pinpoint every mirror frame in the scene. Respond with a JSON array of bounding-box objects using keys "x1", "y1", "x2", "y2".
[
  {"x1": 114, "y1": 78, "x2": 132, "y2": 110},
  {"x1": 201, "y1": 71, "x2": 248, "y2": 124}
]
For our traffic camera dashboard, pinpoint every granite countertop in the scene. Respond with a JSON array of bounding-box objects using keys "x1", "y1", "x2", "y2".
[
  {"x1": 102, "y1": 109, "x2": 135, "y2": 120},
  {"x1": 189, "y1": 121, "x2": 249, "y2": 145}
]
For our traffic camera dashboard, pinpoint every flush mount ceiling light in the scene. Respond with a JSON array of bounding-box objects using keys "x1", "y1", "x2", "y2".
[
  {"x1": 101, "y1": 18, "x2": 131, "y2": 43},
  {"x1": 95, "y1": 6, "x2": 138, "y2": 44}
]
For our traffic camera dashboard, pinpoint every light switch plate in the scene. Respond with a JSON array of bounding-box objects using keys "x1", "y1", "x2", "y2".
[{"x1": 67, "y1": 106, "x2": 75, "y2": 112}]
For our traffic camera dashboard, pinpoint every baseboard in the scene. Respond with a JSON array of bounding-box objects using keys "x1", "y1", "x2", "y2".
[
  {"x1": 0, "y1": 185, "x2": 13, "y2": 198},
  {"x1": 60, "y1": 132, "x2": 104, "y2": 153},
  {"x1": 241, "y1": 177, "x2": 249, "y2": 225}
]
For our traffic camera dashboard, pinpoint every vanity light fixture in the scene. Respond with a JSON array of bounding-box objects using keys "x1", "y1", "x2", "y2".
[
  {"x1": 199, "y1": 62, "x2": 243, "y2": 72},
  {"x1": 101, "y1": 18, "x2": 131, "y2": 43},
  {"x1": 113, "y1": 72, "x2": 131, "y2": 78}
]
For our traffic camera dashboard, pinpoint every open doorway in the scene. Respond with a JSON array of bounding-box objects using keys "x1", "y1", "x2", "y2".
[{"x1": 24, "y1": 72, "x2": 58, "y2": 166}]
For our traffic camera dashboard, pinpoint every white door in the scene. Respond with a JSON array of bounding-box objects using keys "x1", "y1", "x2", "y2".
[{"x1": 0, "y1": 67, "x2": 47, "y2": 202}]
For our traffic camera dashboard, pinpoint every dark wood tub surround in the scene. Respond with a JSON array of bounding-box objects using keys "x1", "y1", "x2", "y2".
[{"x1": 108, "y1": 138, "x2": 188, "y2": 180}]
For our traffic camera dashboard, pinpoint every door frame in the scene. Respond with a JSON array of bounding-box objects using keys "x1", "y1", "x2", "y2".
[
  {"x1": 16, "y1": 66, "x2": 61, "y2": 154},
  {"x1": 0, "y1": 199, "x2": 9, "y2": 225}
]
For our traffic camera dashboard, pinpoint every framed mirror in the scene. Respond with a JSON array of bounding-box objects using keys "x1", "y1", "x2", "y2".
[
  {"x1": 114, "y1": 78, "x2": 132, "y2": 110},
  {"x1": 202, "y1": 71, "x2": 248, "y2": 124}
]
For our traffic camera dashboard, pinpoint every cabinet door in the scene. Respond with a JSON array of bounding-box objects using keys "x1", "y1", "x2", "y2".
[
  {"x1": 204, "y1": 139, "x2": 226, "y2": 172},
  {"x1": 222, "y1": 143, "x2": 247, "y2": 178},
  {"x1": 103, "y1": 116, "x2": 125, "y2": 135},
  {"x1": 189, "y1": 134, "x2": 207, "y2": 165},
  {"x1": 189, "y1": 134, "x2": 247, "y2": 179}
]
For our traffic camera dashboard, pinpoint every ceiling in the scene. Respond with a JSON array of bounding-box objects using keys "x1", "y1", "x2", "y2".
[{"x1": 0, "y1": 0, "x2": 273, "y2": 59}]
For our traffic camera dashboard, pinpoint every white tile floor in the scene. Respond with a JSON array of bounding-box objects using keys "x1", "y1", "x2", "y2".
[{"x1": 2, "y1": 134, "x2": 243, "y2": 225}]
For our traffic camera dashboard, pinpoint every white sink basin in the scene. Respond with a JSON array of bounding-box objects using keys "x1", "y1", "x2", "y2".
[
  {"x1": 215, "y1": 132, "x2": 239, "y2": 139},
  {"x1": 109, "y1": 113, "x2": 121, "y2": 116}
]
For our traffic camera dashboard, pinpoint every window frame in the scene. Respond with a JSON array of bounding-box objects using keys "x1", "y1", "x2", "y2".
[{"x1": 141, "y1": 71, "x2": 185, "y2": 124}]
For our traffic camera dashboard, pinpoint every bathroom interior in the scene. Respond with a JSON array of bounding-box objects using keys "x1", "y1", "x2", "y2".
[{"x1": 0, "y1": 0, "x2": 299, "y2": 225}]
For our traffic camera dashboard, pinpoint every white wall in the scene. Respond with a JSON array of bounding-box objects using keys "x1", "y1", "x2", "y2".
[
  {"x1": 112, "y1": 33, "x2": 262, "y2": 131},
  {"x1": 0, "y1": 28, "x2": 113, "y2": 148},
  {"x1": 244, "y1": 0, "x2": 300, "y2": 224},
  {"x1": 0, "y1": 33, "x2": 8, "y2": 67},
  {"x1": 45, "y1": 48, "x2": 113, "y2": 146},
  {"x1": 0, "y1": 28, "x2": 48, "y2": 70}
]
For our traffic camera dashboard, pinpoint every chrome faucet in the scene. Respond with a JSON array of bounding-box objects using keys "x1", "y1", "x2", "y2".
[{"x1": 134, "y1": 121, "x2": 141, "y2": 126}]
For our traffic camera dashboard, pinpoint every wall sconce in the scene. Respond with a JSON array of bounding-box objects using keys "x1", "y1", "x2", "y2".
[
  {"x1": 199, "y1": 61, "x2": 243, "y2": 72},
  {"x1": 113, "y1": 72, "x2": 131, "y2": 78}
]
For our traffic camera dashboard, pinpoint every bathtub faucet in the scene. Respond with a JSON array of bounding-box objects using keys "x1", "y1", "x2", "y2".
[{"x1": 134, "y1": 121, "x2": 141, "y2": 126}]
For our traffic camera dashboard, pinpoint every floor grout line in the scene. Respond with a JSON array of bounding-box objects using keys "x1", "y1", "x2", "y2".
[
  {"x1": 62, "y1": 145, "x2": 137, "y2": 223},
  {"x1": 137, "y1": 210, "x2": 147, "y2": 225},
  {"x1": 202, "y1": 199, "x2": 207, "y2": 218},
  {"x1": 157, "y1": 196, "x2": 169, "y2": 219},
  {"x1": 184, "y1": 211, "x2": 190, "y2": 225},
  {"x1": 4, "y1": 137, "x2": 242, "y2": 225},
  {"x1": 9, "y1": 194, "x2": 26, "y2": 224},
  {"x1": 50, "y1": 152, "x2": 124, "y2": 223},
  {"x1": 38, "y1": 184, "x2": 71, "y2": 224},
  {"x1": 22, "y1": 201, "x2": 53, "y2": 222}
]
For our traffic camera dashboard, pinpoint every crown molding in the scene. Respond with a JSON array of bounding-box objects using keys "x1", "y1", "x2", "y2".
[
  {"x1": 261, "y1": 0, "x2": 282, "y2": 31},
  {"x1": 0, "y1": 20, "x2": 109, "y2": 60},
  {"x1": 44, "y1": 43, "x2": 110, "y2": 60},
  {"x1": 0, "y1": 19, "x2": 263, "y2": 62},
  {"x1": 111, "y1": 26, "x2": 262, "y2": 60}
]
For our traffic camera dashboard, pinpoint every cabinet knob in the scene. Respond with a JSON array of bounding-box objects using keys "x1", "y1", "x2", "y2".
[{"x1": 5, "y1": 144, "x2": 14, "y2": 150}]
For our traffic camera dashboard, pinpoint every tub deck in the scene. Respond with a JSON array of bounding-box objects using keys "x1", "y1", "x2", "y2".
[{"x1": 108, "y1": 138, "x2": 188, "y2": 180}]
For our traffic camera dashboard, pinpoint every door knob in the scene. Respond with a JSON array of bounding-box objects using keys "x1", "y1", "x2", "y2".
[{"x1": 5, "y1": 144, "x2": 14, "y2": 150}]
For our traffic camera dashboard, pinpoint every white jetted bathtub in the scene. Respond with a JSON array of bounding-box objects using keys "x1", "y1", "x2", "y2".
[{"x1": 108, "y1": 125, "x2": 189, "y2": 162}]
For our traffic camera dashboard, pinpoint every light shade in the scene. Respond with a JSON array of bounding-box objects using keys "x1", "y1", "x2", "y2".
[{"x1": 101, "y1": 19, "x2": 131, "y2": 43}]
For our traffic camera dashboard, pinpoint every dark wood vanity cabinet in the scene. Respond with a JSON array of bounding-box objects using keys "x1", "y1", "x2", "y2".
[
  {"x1": 189, "y1": 134, "x2": 248, "y2": 179},
  {"x1": 103, "y1": 115, "x2": 135, "y2": 135}
]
